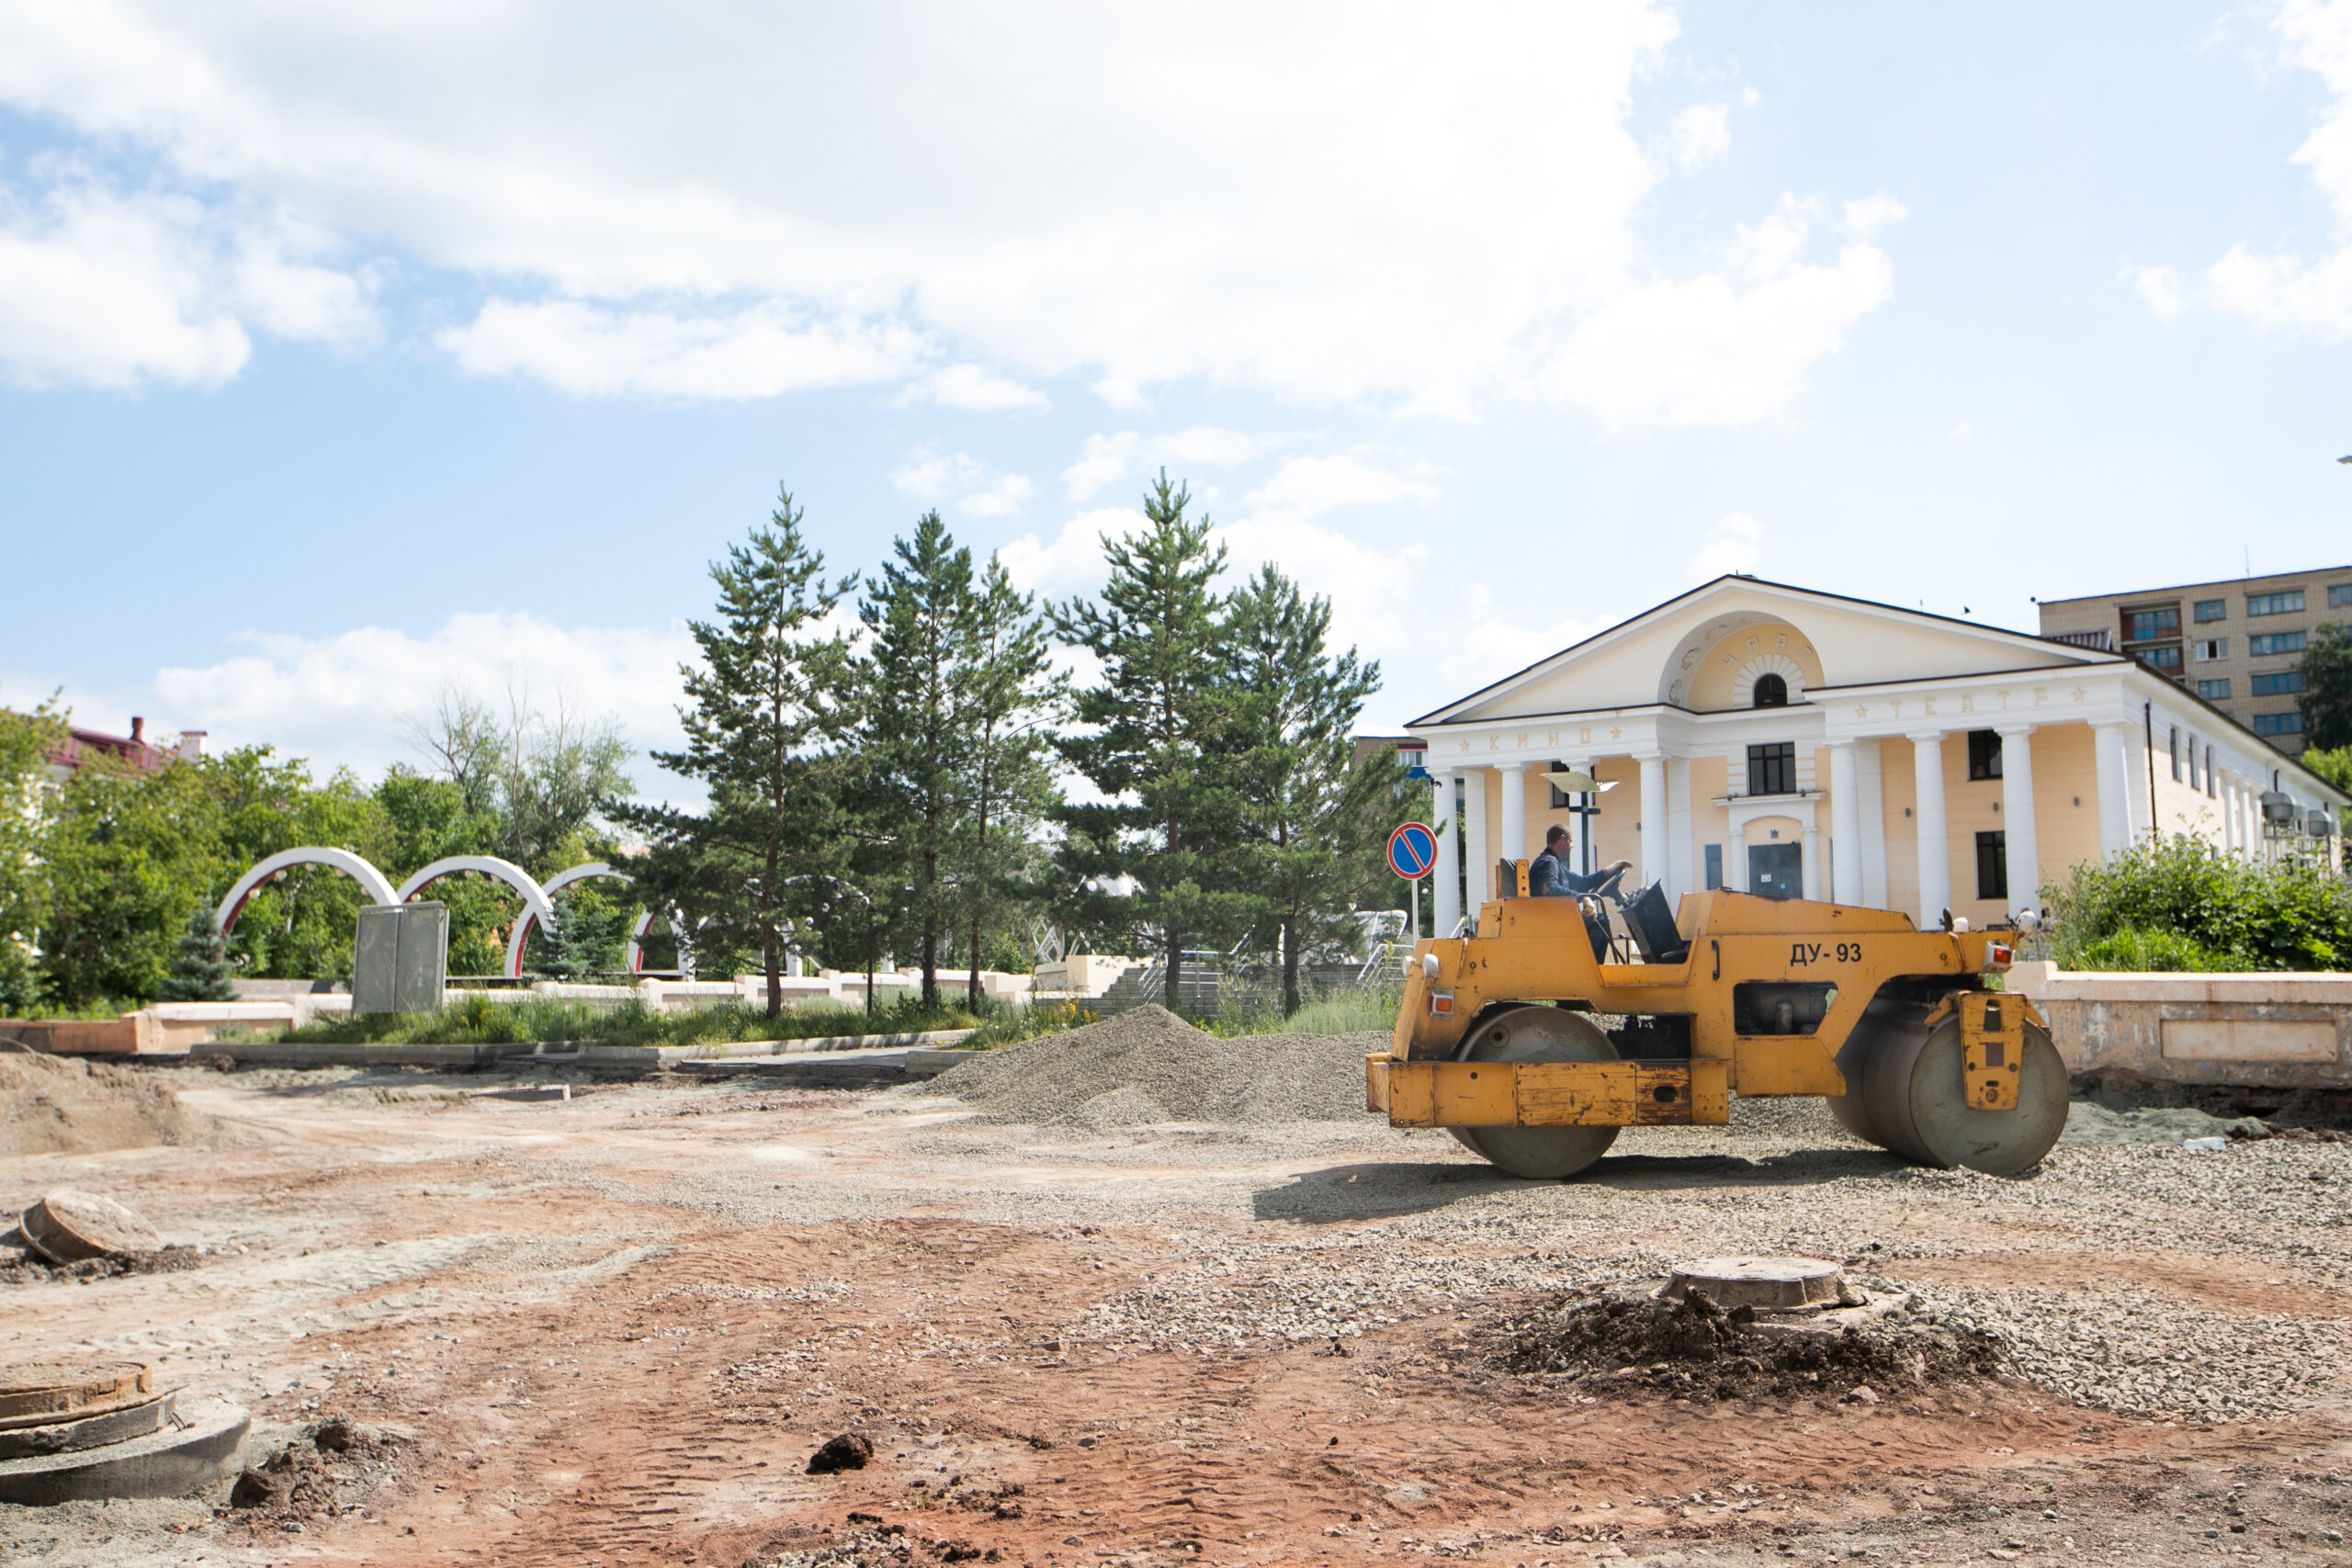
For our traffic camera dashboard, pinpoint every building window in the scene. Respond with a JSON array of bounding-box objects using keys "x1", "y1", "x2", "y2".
[
  {"x1": 2193, "y1": 637, "x2": 2226, "y2": 661},
  {"x1": 1545, "y1": 759, "x2": 1574, "y2": 808},
  {"x1": 2251, "y1": 671, "x2": 2308, "y2": 696},
  {"x1": 1746, "y1": 742, "x2": 1797, "y2": 796},
  {"x1": 2247, "y1": 590, "x2": 2304, "y2": 616},
  {"x1": 1966, "y1": 729, "x2": 2003, "y2": 781},
  {"x1": 1703, "y1": 844, "x2": 1724, "y2": 890},
  {"x1": 2194, "y1": 598, "x2": 2228, "y2": 622},
  {"x1": 2169, "y1": 726, "x2": 2181, "y2": 781},
  {"x1": 2134, "y1": 645, "x2": 2183, "y2": 672},
  {"x1": 2332, "y1": 583, "x2": 2352, "y2": 608},
  {"x1": 2206, "y1": 744, "x2": 2217, "y2": 799},
  {"x1": 2249, "y1": 630, "x2": 2308, "y2": 656},
  {"x1": 1751, "y1": 671, "x2": 1789, "y2": 708},
  {"x1": 2188, "y1": 735, "x2": 2200, "y2": 791},
  {"x1": 2197, "y1": 677, "x2": 2231, "y2": 700},
  {"x1": 1975, "y1": 830, "x2": 2007, "y2": 901},
  {"x1": 2254, "y1": 712, "x2": 2304, "y2": 737},
  {"x1": 2124, "y1": 606, "x2": 2180, "y2": 642}
]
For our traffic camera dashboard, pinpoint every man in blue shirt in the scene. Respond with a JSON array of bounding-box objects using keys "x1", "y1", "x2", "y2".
[{"x1": 1530, "y1": 825, "x2": 1630, "y2": 897}]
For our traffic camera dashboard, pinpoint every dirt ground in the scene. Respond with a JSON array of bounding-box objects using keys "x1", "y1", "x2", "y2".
[{"x1": 6, "y1": 1066, "x2": 2352, "y2": 1567}]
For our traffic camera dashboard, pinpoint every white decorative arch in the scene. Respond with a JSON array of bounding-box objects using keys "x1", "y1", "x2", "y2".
[
  {"x1": 395, "y1": 855, "x2": 558, "y2": 931},
  {"x1": 502, "y1": 863, "x2": 630, "y2": 977},
  {"x1": 216, "y1": 847, "x2": 401, "y2": 935},
  {"x1": 1731, "y1": 652, "x2": 1807, "y2": 708},
  {"x1": 623, "y1": 906, "x2": 697, "y2": 976}
]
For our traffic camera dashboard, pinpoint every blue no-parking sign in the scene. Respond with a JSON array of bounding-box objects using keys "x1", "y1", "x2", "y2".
[{"x1": 1386, "y1": 821, "x2": 1438, "y2": 881}]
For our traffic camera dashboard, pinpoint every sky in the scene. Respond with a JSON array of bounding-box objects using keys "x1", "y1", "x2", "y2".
[{"x1": 6, "y1": 1, "x2": 2352, "y2": 797}]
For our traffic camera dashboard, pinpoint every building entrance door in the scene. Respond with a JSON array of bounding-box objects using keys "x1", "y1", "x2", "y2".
[{"x1": 1748, "y1": 842, "x2": 1802, "y2": 900}]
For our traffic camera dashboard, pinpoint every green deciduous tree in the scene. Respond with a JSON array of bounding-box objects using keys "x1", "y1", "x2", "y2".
[
  {"x1": 1227, "y1": 565, "x2": 1408, "y2": 1015},
  {"x1": 615, "y1": 486, "x2": 852, "y2": 1016},
  {"x1": 0, "y1": 692, "x2": 67, "y2": 1012},
  {"x1": 2301, "y1": 622, "x2": 2352, "y2": 750},
  {"x1": 1054, "y1": 472, "x2": 1251, "y2": 1010}
]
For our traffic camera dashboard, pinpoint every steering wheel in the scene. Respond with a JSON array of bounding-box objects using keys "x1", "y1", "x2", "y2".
[{"x1": 1589, "y1": 863, "x2": 1634, "y2": 905}]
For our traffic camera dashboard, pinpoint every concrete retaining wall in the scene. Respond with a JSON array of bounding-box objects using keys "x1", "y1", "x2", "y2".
[{"x1": 2006, "y1": 961, "x2": 2352, "y2": 1089}]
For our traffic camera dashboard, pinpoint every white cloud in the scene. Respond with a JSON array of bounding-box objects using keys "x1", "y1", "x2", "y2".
[
  {"x1": 2123, "y1": 264, "x2": 2187, "y2": 321},
  {"x1": 1688, "y1": 512, "x2": 1764, "y2": 578},
  {"x1": 1665, "y1": 103, "x2": 1731, "y2": 172},
  {"x1": 0, "y1": 3, "x2": 1895, "y2": 423},
  {"x1": 899, "y1": 361, "x2": 1048, "y2": 412},
  {"x1": 888, "y1": 446, "x2": 1035, "y2": 519},
  {"x1": 1062, "y1": 426, "x2": 1271, "y2": 501},
  {"x1": 1541, "y1": 198, "x2": 1897, "y2": 429},
  {"x1": 438, "y1": 298, "x2": 925, "y2": 399},
  {"x1": 2193, "y1": 0, "x2": 2352, "y2": 333},
  {"x1": 997, "y1": 506, "x2": 1143, "y2": 600},
  {"x1": 135, "y1": 612, "x2": 696, "y2": 787},
  {"x1": 0, "y1": 184, "x2": 248, "y2": 388},
  {"x1": 1242, "y1": 450, "x2": 1441, "y2": 522}
]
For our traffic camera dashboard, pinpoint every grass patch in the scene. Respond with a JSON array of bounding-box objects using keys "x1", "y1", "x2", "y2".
[
  {"x1": 1204, "y1": 981, "x2": 1402, "y2": 1038},
  {"x1": 275, "y1": 992, "x2": 998, "y2": 1047}
]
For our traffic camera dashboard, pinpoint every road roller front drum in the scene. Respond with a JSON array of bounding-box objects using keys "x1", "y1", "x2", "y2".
[
  {"x1": 1446, "y1": 1005, "x2": 1623, "y2": 1180},
  {"x1": 1827, "y1": 995, "x2": 2067, "y2": 1175}
]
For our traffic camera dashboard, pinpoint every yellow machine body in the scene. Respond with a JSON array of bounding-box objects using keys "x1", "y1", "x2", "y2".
[{"x1": 1367, "y1": 889, "x2": 2034, "y2": 1131}]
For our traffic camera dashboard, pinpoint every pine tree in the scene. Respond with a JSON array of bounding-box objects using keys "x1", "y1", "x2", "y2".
[
  {"x1": 612, "y1": 487, "x2": 851, "y2": 1016},
  {"x1": 544, "y1": 886, "x2": 625, "y2": 982},
  {"x1": 855, "y1": 513, "x2": 977, "y2": 1008},
  {"x1": 1054, "y1": 472, "x2": 1251, "y2": 1011},
  {"x1": 955, "y1": 554, "x2": 1063, "y2": 1008},
  {"x1": 160, "y1": 904, "x2": 237, "y2": 1002},
  {"x1": 1227, "y1": 566, "x2": 1403, "y2": 1014}
]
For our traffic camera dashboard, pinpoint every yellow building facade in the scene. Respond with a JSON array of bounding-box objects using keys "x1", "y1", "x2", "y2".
[{"x1": 1410, "y1": 578, "x2": 2346, "y2": 933}]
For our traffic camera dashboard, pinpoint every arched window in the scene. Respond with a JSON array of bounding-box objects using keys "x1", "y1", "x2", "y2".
[{"x1": 1752, "y1": 672, "x2": 1789, "y2": 708}]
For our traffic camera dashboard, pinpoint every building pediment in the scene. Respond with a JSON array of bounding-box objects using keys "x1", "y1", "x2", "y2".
[{"x1": 1412, "y1": 576, "x2": 2117, "y2": 726}]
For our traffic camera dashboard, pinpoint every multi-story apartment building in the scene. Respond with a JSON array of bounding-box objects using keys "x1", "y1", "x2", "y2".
[{"x1": 2038, "y1": 566, "x2": 2352, "y2": 756}]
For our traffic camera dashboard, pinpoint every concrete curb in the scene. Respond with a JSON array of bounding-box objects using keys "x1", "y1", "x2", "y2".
[
  {"x1": 674, "y1": 1045, "x2": 971, "y2": 1083},
  {"x1": 215, "y1": 1029, "x2": 978, "y2": 1074}
]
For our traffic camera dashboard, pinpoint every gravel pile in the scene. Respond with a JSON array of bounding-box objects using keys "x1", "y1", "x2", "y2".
[{"x1": 912, "y1": 1005, "x2": 1380, "y2": 1126}]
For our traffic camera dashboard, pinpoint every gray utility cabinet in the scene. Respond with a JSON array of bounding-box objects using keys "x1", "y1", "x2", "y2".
[{"x1": 352, "y1": 902, "x2": 448, "y2": 1015}]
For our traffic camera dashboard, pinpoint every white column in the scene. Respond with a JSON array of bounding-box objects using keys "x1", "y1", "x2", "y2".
[
  {"x1": 1911, "y1": 731, "x2": 1951, "y2": 927},
  {"x1": 1430, "y1": 770, "x2": 1461, "y2": 937},
  {"x1": 1828, "y1": 741, "x2": 1863, "y2": 905},
  {"x1": 1997, "y1": 724, "x2": 2038, "y2": 917},
  {"x1": 1463, "y1": 765, "x2": 1490, "y2": 909},
  {"x1": 1800, "y1": 824, "x2": 1821, "y2": 902},
  {"x1": 2093, "y1": 721, "x2": 2133, "y2": 857},
  {"x1": 1637, "y1": 753, "x2": 1668, "y2": 891},
  {"x1": 1667, "y1": 758, "x2": 1694, "y2": 900},
  {"x1": 1498, "y1": 761, "x2": 1526, "y2": 873},
  {"x1": 1725, "y1": 822, "x2": 1748, "y2": 892}
]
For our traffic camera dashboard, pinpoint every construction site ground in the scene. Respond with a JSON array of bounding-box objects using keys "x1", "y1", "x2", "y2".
[{"x1": 6, "y1": 1057, "x2": 2352, "y2": 1567}]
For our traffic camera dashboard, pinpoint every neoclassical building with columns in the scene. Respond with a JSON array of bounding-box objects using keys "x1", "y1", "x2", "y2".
[{"x1": 1409, "y1": 577, "x2": 2346, "y2": 936}]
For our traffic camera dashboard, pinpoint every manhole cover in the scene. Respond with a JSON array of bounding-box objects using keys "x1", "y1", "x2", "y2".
[
  {"x1": 1662, "y1": 1257, "x2": 1855, "y2": 1312},
  {"x1": 19, "y1": 1190, "x2": 161, "y2": 1263},
  {"x1": 0, "y1": 1363, "x2": 155, "y2": 1427}
]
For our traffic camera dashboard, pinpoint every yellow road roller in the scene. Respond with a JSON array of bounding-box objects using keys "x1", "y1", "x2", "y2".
[{"x1": 1366, "y1": 870, "x2": 2067, "y2": 1179}]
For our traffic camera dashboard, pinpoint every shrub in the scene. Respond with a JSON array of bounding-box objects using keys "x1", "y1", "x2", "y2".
[{"x1": 2048, "y1": 833, "x2": 2350, "y2": 972}]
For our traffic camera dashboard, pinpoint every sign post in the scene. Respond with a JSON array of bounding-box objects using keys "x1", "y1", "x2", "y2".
[{"x1": 1386, "y1": 822, "x2": 1438, "y2": 942}]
